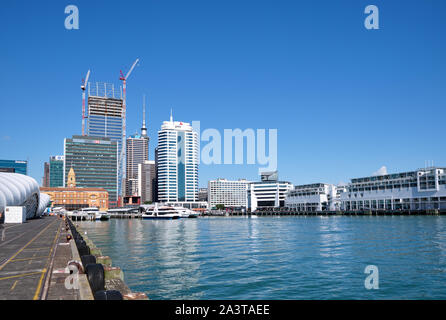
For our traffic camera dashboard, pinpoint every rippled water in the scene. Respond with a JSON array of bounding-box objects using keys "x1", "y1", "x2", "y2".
[{"x1": 77, "y1": 216, "x2": 446, "y2": 299}]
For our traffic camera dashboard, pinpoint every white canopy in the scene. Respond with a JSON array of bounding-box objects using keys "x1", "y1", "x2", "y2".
[
  {"x1": 0, "y1": 172, "x2": 41, "y2": 218},
  {"x1": 38, "y1": 192, "x2": 51, "y2": 216}
]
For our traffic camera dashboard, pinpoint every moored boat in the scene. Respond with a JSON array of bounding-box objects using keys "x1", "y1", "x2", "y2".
[
  {"x1": 173, "y1": 206, "x2": 200, "y2": 218},
  {"x1": 99, "y1": 212, "x2": 110, "y2": 220},
  {"x1": 140, "y1": 203, "x2": 181, "y2": 220},
  {"x1": 79, "y1": 207, "x2": 109, "y2": 221}
]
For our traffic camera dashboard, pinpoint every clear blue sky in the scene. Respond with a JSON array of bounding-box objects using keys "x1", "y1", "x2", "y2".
[{"x1": 0, "y1": 0, "x2": 445, "y2": 187}]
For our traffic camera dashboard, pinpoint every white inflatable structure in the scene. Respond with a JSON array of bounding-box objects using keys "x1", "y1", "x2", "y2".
[
  {"x1": 38, "y1": 193, "x2": 51, "y2": 216},
  {"x1": 0, "y1": 172, "x2": 51, "y2": 220}
]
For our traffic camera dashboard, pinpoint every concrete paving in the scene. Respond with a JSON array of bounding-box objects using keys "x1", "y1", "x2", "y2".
[
  {"x1": 45, "y1": 226, "x2": 94, "y2": 300},
  {"x1": 0, "y1": 216, "x2": 62, "y2": 300}
]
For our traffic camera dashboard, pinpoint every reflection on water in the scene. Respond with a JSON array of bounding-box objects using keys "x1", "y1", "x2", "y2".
[{"x1": 79, "y1": 216, "x2": 446, "y2": 300}]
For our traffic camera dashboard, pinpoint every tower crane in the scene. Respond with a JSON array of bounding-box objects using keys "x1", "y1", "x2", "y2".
[
  {"x1": 118, "y1": 59, "x2": 139, "y2": 200},
  {"x1": 81, "y1": 69, "x2": 91, "y2": 136}
]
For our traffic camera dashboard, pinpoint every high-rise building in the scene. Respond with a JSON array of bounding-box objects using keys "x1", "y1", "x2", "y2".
[
  {"x1": 138, "y1": 160, "x2": 156, "y2": 203},
  {"x1": 64, "y1": 135, "x2": 118, "y2": 207},
  {"x1": 126, "y1": 100, "x2": 149, "y2": 196},
  {"x1": 0, "y1": 159, "x2": 28, "y2": 175},
  {"x1": 86, "y1": 82, "x2": 124, "y2": 199},
  {"x1": 126, "y1": 134, "x2": 149, "y2": 195},
  {"x1": 43, "y1": 162, "x2": 50, "y2": 187},
  {"x1": 157, "y1": 114, "x2": 199, "y2": 202},
  {"x1": 42, "y1": 156, "x2": 64, "y2": 188},
  {"x1": 154, "y1": 147, "x2": 159, "y2": 203},
  {"x1": 49, "y1": 156, "x2": 64, "y2": 187},
  {"x1": 208, "y1": 179, "x2": 249, "y2": 208}
]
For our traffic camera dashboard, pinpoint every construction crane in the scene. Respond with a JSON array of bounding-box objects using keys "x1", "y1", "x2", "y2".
[
  {"x1": 119, "y1": 59, "x2": 139, "y2": 201},
  {"x1": 81, "y1": 69, "x2": 91, "y2": 136}
]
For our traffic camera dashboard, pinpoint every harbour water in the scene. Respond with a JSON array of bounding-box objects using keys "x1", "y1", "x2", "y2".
[{"x1": 78, "y1": 216, "x2": 446, "y2": 299}]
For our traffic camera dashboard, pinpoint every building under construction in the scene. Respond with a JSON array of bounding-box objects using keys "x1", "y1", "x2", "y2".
[
  {"x1": 79, "y1": 60, "x2": 139, "y2": 205},
  {"x1": 86, "y1": 82, "x2": 124, "y2": 200}
]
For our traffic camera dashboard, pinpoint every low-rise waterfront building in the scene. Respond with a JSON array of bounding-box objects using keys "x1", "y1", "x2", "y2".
[
  {"x1": 285, "y1": 183, "x2": 340, "y2": 211},
  {"x1": 340, "y1": 167, "x2": 446, "y2": 211},
  {"x1": 248, "y1": 172, "x2": 293, "y2": 211},
  {"x1": 208, "y1": 179, "x2": 249, "y2": 209},
  {"x1": 40, "y1": 168, "x2": 109, "y2": 211}
]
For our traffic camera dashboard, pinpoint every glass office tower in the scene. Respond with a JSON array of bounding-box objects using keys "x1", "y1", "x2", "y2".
[
  {"x1": 64, "y1": 135, "x2": 118, "y2": 207},
  {"x1": 49, "y1": 156, "x2": 64, "y2": 187},
  {"x1": 0, "y1": 159, "x2": 28, "y2": 175}
]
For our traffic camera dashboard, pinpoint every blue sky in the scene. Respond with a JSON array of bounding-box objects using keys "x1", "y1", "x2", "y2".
[{"x1": 0, "y1": 0, "x2": 445, "y2": 187}]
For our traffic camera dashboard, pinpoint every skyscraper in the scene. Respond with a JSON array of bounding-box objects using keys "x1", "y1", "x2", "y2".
[
  {"x1": 157, "y1": 113, "x2": 199, "y2": 202},
  {"x1": 154, "y1": 147, "x2": 159, "y2": 203},
  {"x1": 125, "y1": 97, "x2": 149, "y2": 196},
  {"x1": 126, "y1": 134, "x2": 148, "y2": 195},
  {"x1": 138, "y1": 160, "x2": 156, "y2": 203},
  {"x1": 86, "y1": 82, "x2": 124, "y2": 199},
  {"x1": 49, "y1": 156, "x2": 64, "y2": 187},
  {"x1": 43, "y1": 162, "x2": 50, "y2": 187},
  {"x1": 64, "y1": 135, "x2": 118, "y2": 207}
]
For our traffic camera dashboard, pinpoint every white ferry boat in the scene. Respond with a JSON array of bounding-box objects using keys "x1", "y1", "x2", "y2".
[
  {"x1": 107, "y1": 207, "x2": 139, "y2": 218},
  {"x1": 69, "y1": 210, "x2": 88, "y2": 221},
  {"x1": 140, "y1": 203, "x2": 181, "y2": 220},
  {"x1": 80, "y1": 207, "x2": 110, "y2": 221},
  {"x1": 173, "y1": 206, "x2": 200, "y2": 218}
]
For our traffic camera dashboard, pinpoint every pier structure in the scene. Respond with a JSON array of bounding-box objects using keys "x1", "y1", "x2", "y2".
[
  {"x1": 227, "y1": 208, "x2": 446, "y2": 216},
  {"x1": 0, "y1": 215, "x2": 88, "y2": 299},
  {"x1": 0, "y1": 214, "x2": 147, "y2": 300}
]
